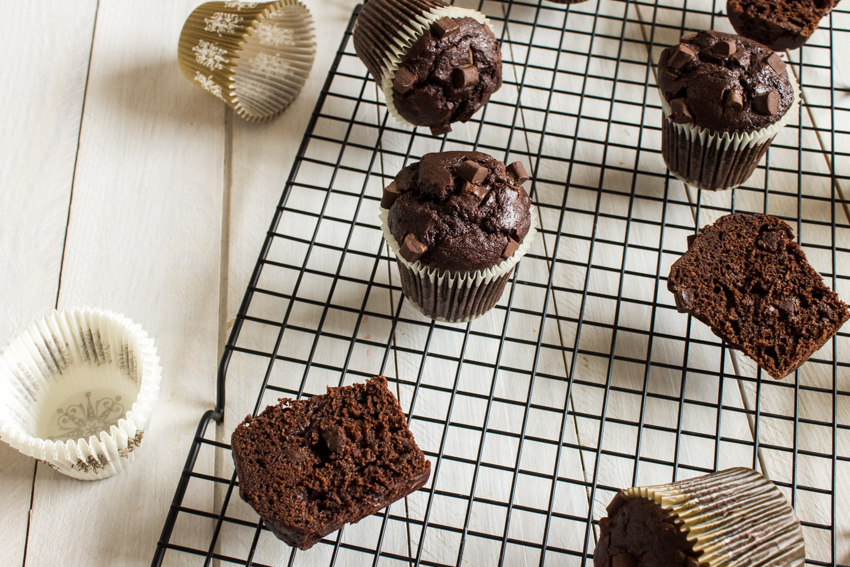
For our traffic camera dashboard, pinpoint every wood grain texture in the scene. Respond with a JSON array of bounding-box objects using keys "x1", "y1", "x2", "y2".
[
  {"x1": 21, "y1": 1, "x2": 225, "y2": 565},
  {"x1": 0, "y1": 2, "x2": 97, "y2": 566}
]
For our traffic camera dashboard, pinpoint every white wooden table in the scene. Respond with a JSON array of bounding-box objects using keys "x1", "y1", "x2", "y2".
[{"x1": 1, "y1": 1, "x2": 848, "y2": 566}]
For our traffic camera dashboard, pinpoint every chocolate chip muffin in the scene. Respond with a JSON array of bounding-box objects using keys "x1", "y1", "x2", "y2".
[
  {"x1": 353, "y1": 0, "x2": 501, "y2": 136},
  {"x1": 668, "y1": 213, "x2": 848, "y2": 379},
  {"x1": 380, "y1": 151, "x2": 535, "y2": 322},
  {"x1": 657, "y1": 30, "x2": 798, "y2": 191},
  {"x1": 231, "y1": 376, "x2": 431, "y2": 550},
  {"x1": 727, "y1": 0, "x2": 841, "y2": 51},
  {"x1": 594, "y1": 468, "x2": 806, "y2": 567}
]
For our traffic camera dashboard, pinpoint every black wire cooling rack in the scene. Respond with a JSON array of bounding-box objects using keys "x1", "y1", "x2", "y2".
[{"x1": 153, "y1": 0, "x2": 850, "y2": 565}]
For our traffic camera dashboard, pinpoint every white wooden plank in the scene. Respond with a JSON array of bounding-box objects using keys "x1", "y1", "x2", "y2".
[
  {"x1": 21, "y1": 1, "x2": 225, "y2": 565},
  {"x1": 0, "y1": 2, "x2": 97, "y2": 565}
]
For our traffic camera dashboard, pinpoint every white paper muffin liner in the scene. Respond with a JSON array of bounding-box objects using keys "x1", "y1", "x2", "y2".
[
  {"x1": 178, "y1": 1, "x2": 316, "y2": 122},
  {"x1": 659, "y1": 70, "x2": 799, "y2": 191},
  {"x1": 0, "y1": 308, "x2": 161, "y2": 480},
  {"x1": 353, "y1": 0, "x2": 493, "y2": 129},
  {"x1": 379, "y1": 207, "x2": 538, "y2": 322},
  {"x1": 623, "y1": 468, "x2": 805, "y2": 566}
]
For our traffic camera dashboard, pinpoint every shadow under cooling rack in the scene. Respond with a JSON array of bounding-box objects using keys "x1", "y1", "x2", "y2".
[{"x1": 153, "y1": 0, "x2": 850, "y2": 565}]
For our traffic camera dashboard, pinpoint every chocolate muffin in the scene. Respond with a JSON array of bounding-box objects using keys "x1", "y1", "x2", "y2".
[
  {"x1": 353, "y1": 0, "x2": 501, "y2": 136},
  {"x1": 595, "y1": 468, "x2": 806, "y2": 567},
  {"x1": 668, "y1": 213, "x2": 849, "y2": 379},
  {"x1": 727, "y1": 0, "x2": 840, "y2": 51},
  {"x1": 390, "y1": 17, "x2": 501, "y2": 135},
  {"x1": 657, "y1": 30, "x2": 798, "y2": 191},
  {"x1": 231, "y1": 376, "x2": 431, "y2": 550},
  {"x1": 380, "y1": 151, "x2": 535, "y2": 322}
]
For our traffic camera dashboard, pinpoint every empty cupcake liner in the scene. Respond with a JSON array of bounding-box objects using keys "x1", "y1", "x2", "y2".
[
  {"x1": 659, "y1": 71, "x2": 799, "y2": 191},
  {"x1": 379, "y1": 207, "x2": 538, "y2": 323},
  {"x1": 625, "y1": 468, "x2": 806, "y2": 566},
  {"x1": 0, "y1": 308, "x2": 161, "y2": 480},
  {"x1": 178, "y1": 1, "x2": 316, "y2": 122},
  {"x1": 353, "y1": 0, "x2": 493, "y2": 128}
]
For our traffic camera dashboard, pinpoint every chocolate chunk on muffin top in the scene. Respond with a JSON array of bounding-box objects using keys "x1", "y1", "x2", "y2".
[
  {"x1": 657, "y1": 30, "x2": 793, "y2": 133},
  {"x1": 391, "y1": 17, "x2": 502, "y2": 135},
  {"x1": 384, "y1": 151, "x2": 531, "y2": 273}
]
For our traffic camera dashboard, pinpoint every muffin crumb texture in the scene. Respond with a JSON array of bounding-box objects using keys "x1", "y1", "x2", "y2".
[
  {"x1": 668, "y1": 213, "x2": 849, "y2": 379},
  {"x1": 231, "y1": 376, "x2": 431, "y2": 550},
  {"x1": 727, "y1": 0, "x2": 839, "y2": 50},
  {"x1": 594, "y1": 497, "x2": 706, "y2": 567}
]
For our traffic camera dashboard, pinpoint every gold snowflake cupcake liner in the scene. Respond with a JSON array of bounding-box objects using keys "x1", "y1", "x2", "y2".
[
  {"x1": 621, "y1": 468, "x2": 806, "y2": 566},
  {"x1": 0, "y1": 308, "x2": 161, "y2": 480},
  {"x1": 178, "y1": 1, "x2": 316, "y2": 122}
]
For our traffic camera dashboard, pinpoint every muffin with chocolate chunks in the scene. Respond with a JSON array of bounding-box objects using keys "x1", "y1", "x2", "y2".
[
  {"x1": 657, "y1": 30, "x2": 797, "y2": 191},
  {"x1": 353, "y1": 0, "x2": 501, "y2": 136},
  {"x1": 380, "y1": 151, "x2": 535, "y2": 322}
]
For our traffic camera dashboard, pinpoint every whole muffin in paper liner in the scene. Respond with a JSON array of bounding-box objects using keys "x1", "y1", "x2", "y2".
[
  {"x1": 379, "y1": 151, "x2": 536, "y2": 322},
  {"x1": 353, "y1": 0, "x2": 502, "y2": 135},
  {"x1": 594, "y1": 468, "x2": 805, "y2": 567},
  {"x1": 656, "y1": 30, "x2": 798, "y2": 191}
]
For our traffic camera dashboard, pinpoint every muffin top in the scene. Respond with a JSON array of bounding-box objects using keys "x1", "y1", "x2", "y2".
[
  {"x1": 383, "y1": 151, "x2": 531, "y2": 273},
  {"x1": 391, "y1": 17, "x2": 502, "y2": 135},
  {"x1": 657, "y1": 30, "x2": 794, "y2": 133}
]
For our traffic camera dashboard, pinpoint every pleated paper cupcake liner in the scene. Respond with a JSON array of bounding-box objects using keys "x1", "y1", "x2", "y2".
[
  {"x1": 379, "y1": 208, "x2": 538, "y2": 323},
  {"x1": 625, "y1": 468, "x2": 806, "y2": 566},
  {"x1": 352, "y1": 0, "x2": 493, "y2": 129},
  {"x1": 0, "y1": 308, "x2": 161, "y2": 480},
  {"x1": 659, "y1": 71, "x2": 799, "y2": 191},
  {"x1": 178, "y1": 1, "x2": 316, "y2": 122}
]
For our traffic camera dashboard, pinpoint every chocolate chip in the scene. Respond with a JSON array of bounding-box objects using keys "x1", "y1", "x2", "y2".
[
  {"x1": 668, "y1": 44, "x2": 695, "y2": 70},
  {"x1": 674, "y1": 289, "x2": 694, "y2": 312},
  {"x1": 452, "y1": 65, "x2": 479, "y2": 89},
  {"x1": 712, "y1": 39, "x2": 737, "y2": 56},
  {"x1": 501, "y1": 238, "x2": 521, "y2": 259},
  {"x1": 467, "y1": 47, "x2": 474, "y2": 65},
  {"x1": 321, "y1": 427, "x2": 345, "y2": 452},
  {"x1": 766, "y1": 53, "x2": 786, "y2": 75},
  {"x1": 431, "y1": 16, "x2": 459, "y2": 38},
  {"x1": 612, "y1": 554, "x2": 637, "y2": 567},
  {"x1": 687, "y1": 234, "x2": 696, "y2": 249},
  {"x1": 753, "y1": 91, "x2": 781, "y2": 115},
  {"x1": 669, "y1": 98, "x2": 693, "y2": 124},
  {"x1": 381, "y1": 181, "x2": 401, "y2": 209},
  {"x1": 393, "y1": 66, "x2": 416, "y2": 94},
  {"x1": 457, "y1": 159, "x2": 488, "y2": 183},
  {"x1": 606, "y1": 491, "x2": 629, "y2": 516},
  {"x1": 725, "y1": 89, "x2": 744, "y2": 110},
  {"x1": 430, "y1": 123, "x2": 451, "y2": 136},
  {"x1": 506, "y1": 161, "x2": 530, "y2": 184},
  {"x1": 779, "y1": 297, "x2": 799, "y2": 315},
  {"x1": 285, "y1": 448, "x2": 305, "y2": 462},
  {"x1": 462, "y1": 181, "x2": 487, "y2": 203},
  {"x1": 757, "y1": 230, "x2": 784, "y2": 252},
  {"x1": 399, "y1": 233, "x2": 427, "y2": 263},
  {"x1": 680, "y1": 33, "x2": 698, "y2": 42}
]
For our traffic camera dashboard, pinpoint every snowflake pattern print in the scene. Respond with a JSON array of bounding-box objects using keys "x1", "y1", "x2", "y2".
[
  {"x1": 195, "y1": 72, "x2": 225, "y2": 100},
  {"x1": 224, "y1": 1, "x2": 259, "y2": 9},
  {"x1": 255, "y1": 22, "x2": 296, "y2": 47},
  {"x1": 192, "y1": 40, "x2": 228, "y2": 71},
  {"x1": 204, "y1": 12, "x2": 243, "y2": 36},
  {"x1": 251, "y1": 52, "x2": 293, "y2": 77}
]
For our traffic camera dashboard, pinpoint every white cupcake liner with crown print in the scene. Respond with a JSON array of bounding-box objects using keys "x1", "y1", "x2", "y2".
[
  {"x1": 178, "y1": 1, "x2": 316, "y2": 122},
  {"x1": 0, "y1": 307, "x2": 161, "y2": 480}
]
